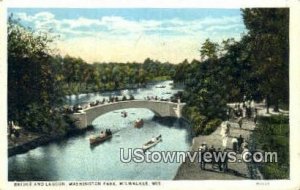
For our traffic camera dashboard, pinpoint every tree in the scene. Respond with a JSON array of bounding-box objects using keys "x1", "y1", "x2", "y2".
[
  {"x1": 183, "y1": 38, "x2": 228, "y2": 122},
  {"x1": 173, "y1": 59, "x2": 189, "y2": 83},
  {"x1": 242, "y1": 8, "x2": 289, "y2": 112},
  {"x1": 8, "y1": 15, "x2": 65, "y2": 133},
  {"x1": 200, "y1": 39, "x2": 219, "y2": 61}
]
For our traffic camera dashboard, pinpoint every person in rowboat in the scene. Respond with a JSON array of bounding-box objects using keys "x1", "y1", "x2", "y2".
[
  {"x1": 99, "y1": 131, "x2": 105, "y2": 138},
  {"x1": 106, "y1": 129, "x2": 112, "y2": 136}
]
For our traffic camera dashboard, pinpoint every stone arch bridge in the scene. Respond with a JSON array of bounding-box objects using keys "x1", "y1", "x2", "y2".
[{"x1": 70, "y1": 100, "x2": 186, "y2": 129}]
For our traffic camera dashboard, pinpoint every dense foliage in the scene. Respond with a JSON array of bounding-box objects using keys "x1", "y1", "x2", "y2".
[
  {"x1": 242, "y1": 9, "x2": 289, "y2": 112},
  {"x1": 52, "y1": 56, "x2": 176, "y2": 95},
  {"x1": 8, "y1": 16, "x2": 68, "y2": 134},
  {"x1": 252, "y1": 115, "x2": 289, "y2": 179},
  {"x1": 173, "y1": 8, "x2": 289, "y2": 135},
  {"x1": 7, "y1": 16, "x2": 176, "y2": 134}
]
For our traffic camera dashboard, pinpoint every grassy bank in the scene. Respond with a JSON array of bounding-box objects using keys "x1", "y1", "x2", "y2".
[
  {"x1": 253, "y1": 115, "x2": 289, "y2": 179},
  {"x1": 8, "y1": 122, "x2": 94, "y2": 157}
]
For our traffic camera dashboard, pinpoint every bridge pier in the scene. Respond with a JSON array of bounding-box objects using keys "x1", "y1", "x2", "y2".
[
  {"x1": 69, "y1": 112, "x2": 88, "y2": 129},
  {"x1": 173, "y1": 99, "x2": 182, "y2": 118}
]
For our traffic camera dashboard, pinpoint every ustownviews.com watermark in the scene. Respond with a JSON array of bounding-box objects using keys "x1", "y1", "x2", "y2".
[{"x1": 120, "y1": 148, "x2": 278, "y2": 163}]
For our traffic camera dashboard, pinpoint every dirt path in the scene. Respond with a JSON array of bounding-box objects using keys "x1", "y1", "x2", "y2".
[{"x1": 174, "y1": 118, "x2": 256, "y2": 180}]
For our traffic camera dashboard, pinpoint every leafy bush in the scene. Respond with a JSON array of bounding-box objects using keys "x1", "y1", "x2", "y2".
[
  {"x1": 253, "y1": 115, "x2": 289, "y2": 179},
  {"x1": 258, "y1": 114, "x2": 289, "y2": 125},
  {"x1": 261, "y1": 163, "x2": 289, "y2": 179},
  {"x1": 48, "y1": 113, "x2": 69, "y2": 136},
  {"x1": 203, "y1": 118, "x2": 222, "y2": 135},
  {"x1": 20, "y1": 103, "x2": 72, "y2": 136},
  {"x1": 183, "y1": 106, "x2": 223, "y2": 135},
  {"x1": 21, "y1": 103, "x2": 50, "y2": 133},
  {"x1": 191, "y1": 114, "x2": 207, "y2": 135}
]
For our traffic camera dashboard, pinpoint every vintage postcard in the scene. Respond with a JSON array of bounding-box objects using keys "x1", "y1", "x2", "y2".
[{"x1": 1, "y1": 0, "x2": 300, "y2": 190}]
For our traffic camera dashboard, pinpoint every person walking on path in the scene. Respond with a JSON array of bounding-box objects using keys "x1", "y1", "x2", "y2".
[
  {"x1": 232, "y1": 138, "x2": 238, "y2": 152},
  {"x1": 241, "y1": 141, "x2": 248, "y2": 153},
  {"x1": 226, "y1": 108, "x2": 231, "y2": 121},
  {"x1": 242, "y1": 107, "x2": 247, "y2": 118},
  {"x1": 253, "y1": 108, "x2": 258, "y2": 124},
  {"x1": 220, "y1": 121, "x2": 230, "y2": 138},
  {"x1": 199, "y1": 142, "x2": 207, "y2": 170},
  {"x1": 226, "y1": 123, "x2": 230, "y2": 136},
  {"x1": 217, "y1": 148, "x2": 223, "y2": 171},
  {"x1": 237, "y1": 117, "x2": 243, "y2": 128},
  {"x1": 222, "y1": 148, "x2": 229, "y2": 172},
  {"x1": 237, "y1": 135, "x2": 244, "y2": 153},
  {"x1": 236, "y1": 104, "x2": 242, "y2": 117},
  {"x1": 208, "y1": 145, "x2": 216, "y2": 169}
]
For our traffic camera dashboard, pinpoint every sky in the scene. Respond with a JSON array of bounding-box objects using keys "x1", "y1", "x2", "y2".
[{"x1": 8, "y1": 8, "x2": 246, "y2": 64}]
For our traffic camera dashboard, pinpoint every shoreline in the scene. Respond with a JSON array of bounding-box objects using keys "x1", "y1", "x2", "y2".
[
  {"x1": 8, "y1": 126, "x2": 93, "y2": 157},
  {"x1": 7, "y1": 115, "x2": 187, "y2": 158},
  {"x1": 65, "y1": 79, "x2": 178, "y2": 96},
  {"x1": 65, "y1": 84, "x2": 146, "y2": 97},
  {"x1": 173, "y1": 135, "x2": 195, "y2": 180},
  {"x1": 64, "y1": 80, "x2": 174, "y2": 97}
]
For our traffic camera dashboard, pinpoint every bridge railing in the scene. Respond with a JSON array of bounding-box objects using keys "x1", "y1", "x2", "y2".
[{"x1": 64, "y1": 98, "x2": 185, "y2": 114}]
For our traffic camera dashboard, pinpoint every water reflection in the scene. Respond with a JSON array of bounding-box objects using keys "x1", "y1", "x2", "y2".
[
  {"x1": 9, "y1": 81, "x2": 191, "y2": 181},
  {"x1": 9, "y1": 108, "x2": 192, "y2": 181}
]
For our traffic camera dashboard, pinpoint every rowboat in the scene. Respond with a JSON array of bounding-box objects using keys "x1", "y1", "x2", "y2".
[
  {"x1": 134, "y1": 119, "x2": 144, "y2": 128},
  {"x1": 142, "y1": 135, "x2": 162, "y2": 151},
  {"x1": 89, "y1": 129, "x2": 112, "y2": 145},
  {"x1": 89, "y1": 135, "x2": 112, "y2": 145}
]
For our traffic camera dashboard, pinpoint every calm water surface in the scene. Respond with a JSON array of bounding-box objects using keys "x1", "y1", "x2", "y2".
[{"x1": 8, "y1": 81, "x2": 192, "y2": 181}]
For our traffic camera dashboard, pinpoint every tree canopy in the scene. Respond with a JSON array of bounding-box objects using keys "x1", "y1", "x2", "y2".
[{"x1": 173, "y1": 8, "x2": 289, "y2": 134}]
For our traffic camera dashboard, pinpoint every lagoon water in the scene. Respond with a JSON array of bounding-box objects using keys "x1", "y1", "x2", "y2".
[{"x1": 8, "y1": 81, "x2": 192, "y2": 181}]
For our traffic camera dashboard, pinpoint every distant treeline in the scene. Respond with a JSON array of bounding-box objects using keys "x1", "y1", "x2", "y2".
[{"x1": 54, "y1": 56, "x2": 176, "y2": 95}]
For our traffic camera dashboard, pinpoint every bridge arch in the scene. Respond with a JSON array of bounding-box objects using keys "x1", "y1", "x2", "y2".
[{"x1": 70, "y1": 100, "x2": 185, "y2": 129}]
